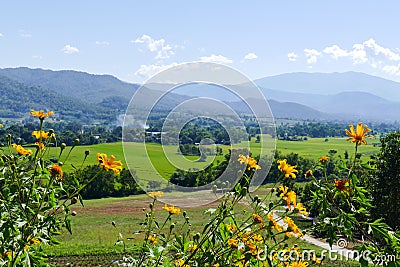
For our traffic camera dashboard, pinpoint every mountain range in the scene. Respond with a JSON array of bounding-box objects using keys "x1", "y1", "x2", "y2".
[{"x1": 0, "y1": 67, "x2": 399, "y2": 124}]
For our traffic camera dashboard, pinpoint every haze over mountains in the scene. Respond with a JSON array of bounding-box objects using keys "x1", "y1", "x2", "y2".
[{"x1": 0, "y1": 67, "x2": 399, "y2": 123}]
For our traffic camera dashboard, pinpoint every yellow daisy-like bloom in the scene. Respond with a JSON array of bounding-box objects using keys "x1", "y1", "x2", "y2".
[
  {"x1": 24, "y1": 245, "x2": 30, "y2": 251},
  {"x1": 49, "y1": 165, "x2": 63, "y2": 180},
  {"x1": 238, "y1": 154, "x2": 261, "y2": 170},
  {"x1": 277, "y1": 159, "x2": 298, "y2": 179},
  {"x1": 12, "y1": 144, "x2": 33, "y2": 156},
  {"x1": 35, "y1": 141, "x2": 45, "y2": 151},
  {"x1": 295, "y1": 203, "x2": 309, "y2": 217},
  {"x1": 96, "y1": 153, "x2": 123, "y2": 174},
  {"x1": 286, "y1": 191, "x2": 297, "y2": 209},
  {"x1": 30, "y1": 109, "x2": 54, "y2": 120},
  {"x1": 226, "y1": 224, "x2": 238, "y2": 233},
  {"x1": 174, "y1": 259, "x2": 189, "y2": 267},
  {"x1": 252, "y1": 213, "x2": 263, "y2": 224},
  {"x1": 267, "y1": 213, "x2": 283, "y2": 232},
  {"x1": 227, "y1": 238, "x2": 239, "y2": 248},
  {"x1": 163, "y1": 204, "x2": 181, "y2": 215},
  {"x1": 188, "y1": 244, "x2": 197, "y2": 251},
  {"x1": 290, "y1": 261, "x2": 309, "y2": 267},
  {"x1": 284, "y1": 216, "x2": 303, "y2": 237},
  {"x1": 32, "y1": 130, "x2": 50, "y2": 139},
  {"x1": 345, "y1": 122, "x2": 372, "y2": 146},
  {"x1": 319, "y1": 156, "x2": 329, "y2": 163},
  {"x1": 5, "y1": 251, "x2": 12, "y2": 257},
  {"x1": 148, "y1": 191, "x2": 164, "y2": 198},
  {"x1": 29, "y1": 238, "x2": 40, "y2": 245},
  {"x1": 278, "y1": 186, "x2": 297, "y2": 209},
  {"x1": 148, "y1": 234, "x2": 158, "y2": 244}
]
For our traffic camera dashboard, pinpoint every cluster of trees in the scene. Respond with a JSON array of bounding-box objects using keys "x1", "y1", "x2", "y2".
[
  {"x1": 0, "y1": 122, "x2": 122, "y2": 146},
  {"x1": 64, "y1": 166, "x2": 143, "y2": 199},
  {"x1": 277, "y1": 121, "x2": 399, "y2": 140}
]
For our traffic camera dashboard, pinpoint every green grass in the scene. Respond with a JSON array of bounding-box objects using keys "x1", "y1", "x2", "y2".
[{"x1": 50, "y1": 137, "x2": 378, "y2": 178}]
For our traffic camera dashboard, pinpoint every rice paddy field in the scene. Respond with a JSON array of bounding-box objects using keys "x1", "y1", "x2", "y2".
[{"x1": 40, "y1": 137, "x2": 377, "y2": 266}]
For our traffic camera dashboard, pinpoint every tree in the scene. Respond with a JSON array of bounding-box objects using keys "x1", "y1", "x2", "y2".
[{"x1": 371, "y1": 131, "x2": 400, "y2": 230}]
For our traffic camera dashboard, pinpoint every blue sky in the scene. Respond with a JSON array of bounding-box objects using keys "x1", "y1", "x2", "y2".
[{"x1": 1, "y1": 1, "x2": 400, "y2": 83}]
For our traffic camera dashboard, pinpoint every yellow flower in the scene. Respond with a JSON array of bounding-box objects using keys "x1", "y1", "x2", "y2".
[
  {"x1": 267, "y1": 212, "x2": 282, "y2": 232},
  {"x1": 252, "y1": 213, "x2": 263, "y2": 224},
  {"x1": 295, "y1": 203, "x2": 308, "y2": 217},
  {"x1": 49, "y1": 165, "x2": 63, "y2": 180},
  {"x1": 12, "y1": 144, "x2": 33, "y2": 156},
  {"x1": 148, "y1": 191, "x2": 164, "y2": 198},
  {"x1": 238, "y1": 154, "x2": 261, "y2": 170},
  {"x1": 284, "y1": 216, "x2": 303, "y2": 237},
  {"x1": 96, "y1": 153, "x2": 123, "y2": 174},
  {"x1": 319, "y1": 156, "x2": 329, "y2": 163},
  {"x1": 5, "y1": 251, "x2": 12, "y2": 257},
  {"x1": 345, "y1": 122, "x2": 372, "y2": 146},
  {"x1": 35, "y1": 141, "x2": 45, "y2": 151},
  {"x1": 29, "y1": 238, "x2": 40, "y2": 245},
  {"x1": 226, "y1": 224, "x2": 238, "y2": 233},
  {"x1": 148, "y1": 234, "x2": 157, "y2": 244},
  {"x1": 163, "y1": 204, "x2": 181, "y2": 215},
  {"x1": 228, "y1": 238, "x2": 239, "y2": 248},
  {"x1": 278, "y1": 186, "x2": 297, "y2": 209},
  {"x1": 30, "y1": 109, "x2": 54, "y2": 120},
  {"x1": 290, "y1": 261, "x2": 309, "y2": 267},
  {"x1": 188, "y1": 244, "x2": 197, "y2": 251},
  {"x1": 32, "y1": 130, "x2": 50, "y2": 139},
  {"x1": 277, "y1": 159, "x2": 298, "y2": 178},
  {"x1": 24, "y1": 245, "x2": 30, "y2": 251},
  {"x1": 286, "y1": 191, "x2": 297, "y2": 209}
]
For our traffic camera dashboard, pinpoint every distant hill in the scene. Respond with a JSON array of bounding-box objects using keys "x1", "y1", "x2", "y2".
[
  {"x1": 0, "y1": 67, "x2": 138, "y2": 104},
  {"x1": 255, "y1": 71, "x2": 400, "y2": 102},
  {"x1": 0, "y1": 75, "x2": 114, "y2": 123},
  {"x1": 1, "y1": 67, "x2": 400, "y2": 123}
]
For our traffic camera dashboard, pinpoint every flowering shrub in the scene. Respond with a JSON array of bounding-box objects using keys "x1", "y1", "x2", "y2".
[
  {"x1": 119, "y1": 122, "x2": 399, "y2": 266},
  {"x1": 0, "y1": 110, "x2": 120, "y2": 266}
]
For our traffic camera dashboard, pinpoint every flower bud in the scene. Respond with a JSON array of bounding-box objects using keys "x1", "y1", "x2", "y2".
[
  {"x1": 60, "y1": 143, "x2": 67, "y2": 150},
  {"x1": 71, "y1": 211, "x2": 77, "y2": 216},
  {"x1": 73, "y1": 139, "x2": 80, "y2": 146},
  {"x1": 48, "y1": 129, "x2": 54, "y2": 135},
  {"x1": 112, "y1": 221, "x2": 116, "y2": 227},
  {"x1": 183, "y1": 211, "x2": 187, "y2": 217},
  {"x1": 170, "y1": 223, "x2": 175, "y2": 230},
  {"x1": 212, "y1": 184, "x2": 217, "y2": 193},
  {"x1": 85, "y1": 149, "x2": 90, "y2": 156}
]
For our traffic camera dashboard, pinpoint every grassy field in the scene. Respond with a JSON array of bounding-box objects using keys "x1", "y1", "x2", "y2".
[
  {"x1": 39, "y1": 137, "x2": 374, "y2": 265},
  {"x1": 43, "y1": 189, "x2": 360, "y2": 266},
  {"x1": 49, "y1": 136, "x2": 379, "y2": 179}
]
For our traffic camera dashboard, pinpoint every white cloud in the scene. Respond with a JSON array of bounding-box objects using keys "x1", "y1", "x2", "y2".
[
  {"x1": 131, "y1": 34, "x2": 174, "y2": 59},
  {"x1": 61, "y1": 45, "x2": 79, "y2": 54},
  {"x1": 304, "y1": 49, "x2": 321, "y2": 64},
  {"x1": 323, "y1": 45, "x2": 349, "y2": 60},
  {"x1": 134, "y1": 62, "x2": 179, "y2": 78},
  {"x1": 199, "y1": 54, "x2": 233, "y2": 64},
  {"x1": 287, "y1": 52, "x2": 298, "y2": 62},
  {"x1": 95, "y1": 41, "x2": 110, "y2": 46},
  {"x1": 363, "y1": 38, "x2": 400, "y2": 61},
  {"x1": 244, "y1": 52, "x2": 258, "y2": 60},
  {"x1": 0, "y1": 33, "x2": 3, "y2": 37}
]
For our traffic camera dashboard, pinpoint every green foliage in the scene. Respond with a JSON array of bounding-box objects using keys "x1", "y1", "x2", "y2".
[
  {"x1": 64, "y1": 166, "x2": 143, "y2": 199},
  {"x1": 371, "y1": 131, "x2": 400, "y2": 231}
]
